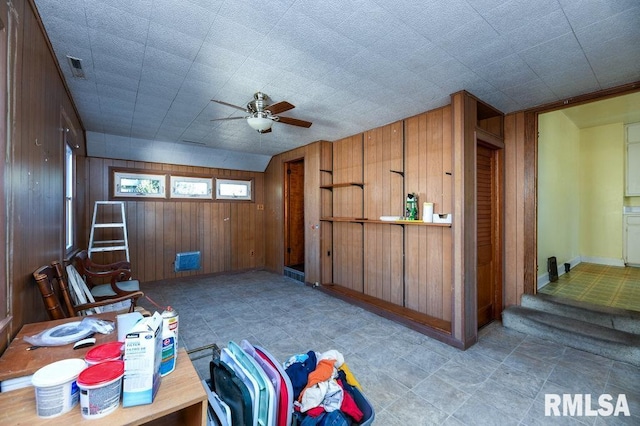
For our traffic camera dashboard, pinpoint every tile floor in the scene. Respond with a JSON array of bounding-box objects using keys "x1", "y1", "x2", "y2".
[
  {"x1": 140, "y1": 270, "x2": 640, "y2": 425},
  {"x1": 540, "y1": 263, "x2": 640, "y2": 312}
]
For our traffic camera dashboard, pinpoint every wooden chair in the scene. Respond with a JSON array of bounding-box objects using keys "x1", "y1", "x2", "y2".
[
  {"x1": 33, "y1": 261, "x2": 143, "y2": 320},
  {"x1": 71, "y1": 250, "x2": 141, "y2": 300}
]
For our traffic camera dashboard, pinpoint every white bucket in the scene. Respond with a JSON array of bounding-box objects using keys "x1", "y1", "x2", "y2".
[
  {"x1": 31, "y1": 358, "x2": 87, "y2": 418},
  {"x1": 77, "y1": 360, "x2": 124, "y2": 419}
]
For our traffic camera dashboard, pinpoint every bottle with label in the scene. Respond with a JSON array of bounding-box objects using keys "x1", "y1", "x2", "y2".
[
  {"x1": 406, "y1": 193, "x2": 418, "y2": 220},
  {"x1": 160, "y1": 307, "x2": 179, "y2": 376}
]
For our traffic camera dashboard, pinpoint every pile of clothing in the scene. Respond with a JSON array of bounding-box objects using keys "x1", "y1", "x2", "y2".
[{"x1": 284, "y1": 349, "x2": 365, "y2": 426}]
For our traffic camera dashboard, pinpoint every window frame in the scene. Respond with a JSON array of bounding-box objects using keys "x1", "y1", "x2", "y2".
[
  {"x1": 215, "y1": 178, "x2": 253, "y2": 201},
  {"x1": 112, "y1": 170, "x2": 167, "y2": 199},
  {"x1": 170, "y1": 175, "x2": 213, "y2": 199},
  {"x1": 64, "y1": 141, "x2": 75, "y2": 253}
]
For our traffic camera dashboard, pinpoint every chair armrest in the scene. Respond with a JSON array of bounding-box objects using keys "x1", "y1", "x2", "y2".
[{"x1": 74, "y1": 291, "x2": 144, "y2": 315}]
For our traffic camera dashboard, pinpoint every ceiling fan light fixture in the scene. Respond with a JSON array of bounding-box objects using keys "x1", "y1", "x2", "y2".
[{"x1": 247, "y1": 116, "x2": 273, "y2": 132}]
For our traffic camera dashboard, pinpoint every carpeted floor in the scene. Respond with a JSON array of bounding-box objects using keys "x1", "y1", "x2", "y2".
[
  {"x1": 139, "y1": 270, "x2": 640, "y2": 425},
  {"x1": 539, "y1": 263, "x2": 640, "y2": 312}
]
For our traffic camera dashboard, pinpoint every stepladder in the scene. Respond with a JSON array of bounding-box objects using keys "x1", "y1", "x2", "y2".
[{"x1": 88, "y1": 201, "x2": 130, "y2": 262}]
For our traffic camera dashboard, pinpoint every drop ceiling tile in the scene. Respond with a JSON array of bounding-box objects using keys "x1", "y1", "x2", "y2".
[
  {"x1": 195, "y1": 44, "x2": 247, "y2": 73},
  {"x1": 205, "y1": 16, "x2": 270, "y2": 57},
  {"x1": 575, "y1": 7, "x2": 640, "y2": 47},
  {"x1": 518, "y1": 33, "x2": 590, "y2": 78},
  {"x1": 480, "y1": 0, "x2": 560, "y2": 35},
  {"x1": 88, "y1": 30, "x2": 146, "y2": 64},
  {"x1": 147, "y1": 23, "x2": 203, "y2": 61},
  {"x1": 557, "y1": 0, "x2": 638, "y2": 30},
  {"x1": 505, "y1": 9, "x2": 572, "y2": 52},
  {"x1": 142, "y1": 47, "x2": 192, "y2": 77},
  {"x1": 474, "y1": 54, "x2": 539, "y2": 89},
  {"x1": 94, "y1": 70, "x2": 140, "y2": 92},
  {"x1": 149, "y1": 0, "x2": 217, "y2": 39},
  {"x1": 39, "y1": 15, "x2": 91, "y2": 50},
  {"x1": 333, "y1": 5, "x2": 399, "y2": 48},
  {"x1": 216, "y1": 1, "x2": 287, "y2": 36},
  {"x1": 85, "y1": 2, "x2": 149, "y2": 42},
  {"x1": 381, "y1": 0, "x2": 480, "y2": 42}
]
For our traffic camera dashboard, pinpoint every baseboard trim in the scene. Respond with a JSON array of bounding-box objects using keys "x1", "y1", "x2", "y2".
[{"x1": 537, "y1": 257, "x2": 581, "y2": 290}]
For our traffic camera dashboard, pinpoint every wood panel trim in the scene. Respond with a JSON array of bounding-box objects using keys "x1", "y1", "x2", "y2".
[
  {"x1": 475, "y1": 127, "x2": 504, "y2": 149},
  {"x1": 523, "y1": 111, "x2": 538, "y2": 294}
]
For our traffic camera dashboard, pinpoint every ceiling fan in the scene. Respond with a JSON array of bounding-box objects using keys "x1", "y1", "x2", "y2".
[{"x1": 211, "y1": 92, "x2": 312, "y2": 133}]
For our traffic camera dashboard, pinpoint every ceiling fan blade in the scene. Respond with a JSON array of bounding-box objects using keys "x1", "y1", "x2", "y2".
[
  {"x1": 211, "y1": 99, "x2": 247, "y2": 112},
  {"x1": 267, "y1": 101, "x2": 295, "y2": 115},
  {"x1": 277, "y1": 116, "x2": 312, "y2": 128},
  {"x1": 210, "y1": 116, "x2": 247, "y2": 121}
]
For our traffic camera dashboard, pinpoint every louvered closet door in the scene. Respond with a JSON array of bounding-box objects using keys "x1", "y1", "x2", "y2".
[{"x1": 477, "y1": 144, "x2": 496, "y2": 328}]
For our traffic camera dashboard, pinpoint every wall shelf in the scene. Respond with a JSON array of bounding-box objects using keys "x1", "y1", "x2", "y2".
[
  {"x1": 320, "y1": 182, "x2": 364, "y2": 189},
  {"x1": 321, "y1": 217, "x2": 451, "y2": 227}
]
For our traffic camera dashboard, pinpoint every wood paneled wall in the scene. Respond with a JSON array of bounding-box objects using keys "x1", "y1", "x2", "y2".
[
  {"x1": 3, "y1": 0, "x2": 86, "y2": 340},
  {"x1": 363, "y1": 122, "x2": 403, "y2": 305},
  {"x1": 81, "y1": 158, "x2": 265, "y2": 282},
  {"x1": 503, "y1": 112, "x2": 527, "y2": 306},
  {"x1": 404, "y1": 108, "x2": 453, "y2": 321},
  {"x1": 332, "y1": 135, "x2": 364, "y2": 292}
]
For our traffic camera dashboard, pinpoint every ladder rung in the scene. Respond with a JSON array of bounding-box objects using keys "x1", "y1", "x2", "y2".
[
  {"x1": 92, "y1": 239, "x2": 126, "y2": 245},
  {"x1": 89, "y1": 246, "x2": 128, "y2": 253},
  {"x1": 93, "y1": 223, "x2": 125, "y2": 228}
]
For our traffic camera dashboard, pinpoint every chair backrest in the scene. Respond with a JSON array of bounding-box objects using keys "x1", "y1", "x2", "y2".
[
  {"x1": 33, "y1": 261, "x2": 74, "y2": 320},
  {"x1": 66, "y1": 264, "x2": 103, "y2": 315},
  {"x1": 72, "y1": 250, "x2": 132, "y2": 288}
]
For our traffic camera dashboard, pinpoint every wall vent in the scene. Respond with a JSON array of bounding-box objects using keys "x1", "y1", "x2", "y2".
[
  {"x1": 66, "y1": 55, "x2": 85, "y2": 78},
  {"x1": 175, "y1": 251, "x2": 201, "y2": 272}
]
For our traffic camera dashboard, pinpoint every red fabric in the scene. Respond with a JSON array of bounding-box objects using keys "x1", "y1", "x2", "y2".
[
  {"x1": 256, "y1": 350, "x2": 289, "y2": 426},
  {"x1": 337, "y1": 379, "x2": 364, "y2": 422},
  {"x1": 306, "y1": 407, "x2": 325, "y2": 417}
]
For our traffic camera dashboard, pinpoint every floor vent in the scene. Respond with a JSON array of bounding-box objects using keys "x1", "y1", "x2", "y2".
[{"x1": 284, "y1": 266, "x2": 304, "y2": 283}]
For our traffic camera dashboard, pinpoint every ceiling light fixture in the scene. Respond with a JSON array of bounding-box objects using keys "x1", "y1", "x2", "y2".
[{"x1": 247, "y1": 114, "x2": 273, "y2": 132}]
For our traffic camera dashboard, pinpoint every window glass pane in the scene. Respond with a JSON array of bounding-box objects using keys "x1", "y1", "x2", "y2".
[
  {"x1": 114, "y1": 172, "x2": 166, "y2": 198},
  {"x1": 170, "y1": 176, "x2": 212, "y2": 199},
  {"x1": 65, "y1": 144, "x2": 73, "y2": 250},
  {"x1": 216, "y1": 179, "x2": 252, "y2": 200}
]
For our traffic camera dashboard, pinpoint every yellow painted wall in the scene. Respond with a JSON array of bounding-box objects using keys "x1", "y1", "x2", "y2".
[
  {"x1": 537, "y1": 111, "x2": 581, "y2": 275},
  {"x1": 579, "y1": 123, "x2": 624, "y2": 259}
]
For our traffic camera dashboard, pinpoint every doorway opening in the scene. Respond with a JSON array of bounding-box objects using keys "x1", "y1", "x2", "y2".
[{"x1": 284, "y1": 159, "x2": 305, "y2": 282}]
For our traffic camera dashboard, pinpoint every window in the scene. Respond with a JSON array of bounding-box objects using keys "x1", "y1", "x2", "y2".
[
  {"x1": 64, "y1": 143, "x2": 75, "y2": 251},
  {"x1": 114, "y1": 171, "x2": 166, "y2": 198},
  {"x1": 170, "y1": 176, "x2": 212, "y2": 199},
  {"x1": 216, "y1": 178, "x2": 252, "y2": 200}
]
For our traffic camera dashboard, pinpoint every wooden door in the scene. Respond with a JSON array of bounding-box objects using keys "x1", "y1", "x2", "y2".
[
  {"x1": 477, "y1": 144, "x2": 498, "y2": 328},
  {"x1": 285, "y1": 160, "x2": 305, "y2": 266}
]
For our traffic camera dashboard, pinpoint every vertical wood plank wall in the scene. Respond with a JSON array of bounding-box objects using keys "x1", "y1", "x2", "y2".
[
  {"x1": 404, "y1": 109, "x2": 453, "y2": 320},
  {"x1": 3, "y1": 0, "x2": 86, "y2": 337},
  {"x1": 504, "y1": 112, "x2": 527, "y2": 305},
  {"x1": 81, "y1": 158, "x2": 265, "y2": 283},
  {"x1": 332, "y1": 135, "x2": 364, "y2": 292},
  {"x1": 363, "y1": 122, "x2": 403, "y2": 306},
  {"x1": 322, "y1": 111, "x2": 454, "y2": 322}
]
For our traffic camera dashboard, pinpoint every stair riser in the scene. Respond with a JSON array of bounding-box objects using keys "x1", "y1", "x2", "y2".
[
  {"x1": 502, "y1": 310, "x2": 640, "y2": 367},
  {"x1": 521, "y1": 295, "x2": 640, "y2": 335}
]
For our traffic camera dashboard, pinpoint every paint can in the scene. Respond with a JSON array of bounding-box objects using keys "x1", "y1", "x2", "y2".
[
  {"x1": 77, "y1": 360, "x2": 124, "y2": 419},
  {"x1": 31, "y1": 358, "x2": 87, "y2": 418},
  {"x1": 85, "y1": 342, "x2": 124, "y2": 365},
  {"x1": 160, "y1": 306, "x2": 179, "y2": 376}
]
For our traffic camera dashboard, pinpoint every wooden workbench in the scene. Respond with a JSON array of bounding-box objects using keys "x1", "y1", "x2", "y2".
[{"x1": 0, "y1": 315, "x2": 207, "y2": 425}]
